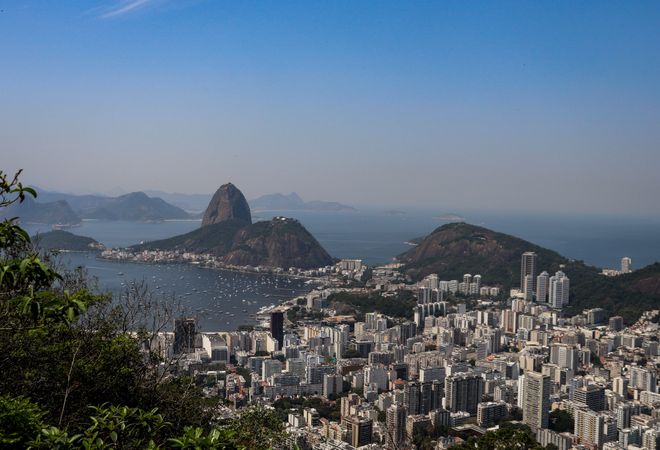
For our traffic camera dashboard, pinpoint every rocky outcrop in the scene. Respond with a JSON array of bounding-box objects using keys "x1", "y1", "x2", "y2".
[
  {"x1": 202, "y1": 183, "x2": 252, "y2": 226},
  {"x1": 136, "y1": 184, "x2": 333, "y2": 269}
]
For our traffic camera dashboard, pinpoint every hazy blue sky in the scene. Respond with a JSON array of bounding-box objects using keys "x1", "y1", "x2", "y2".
[{"x1": 2, "y1": 1, "x2": 659, "y2": 213}]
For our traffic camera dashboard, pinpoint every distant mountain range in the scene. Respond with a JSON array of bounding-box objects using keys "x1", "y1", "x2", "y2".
[
  {"x1": 135, "y1": 190, "x2": 356, "y2": 213},
  {"x1": 249, "y1": 192, "x2": 356, "y2": 212},
  {"x1": 1, "y1": 196, "x2": 81, "y2": 225},
  {"x1": 5, "y1": 186, "x2": 356, "y2": 225},
  {"x1": 4, "y1": 190, "x2": 190, "y2": 224}
]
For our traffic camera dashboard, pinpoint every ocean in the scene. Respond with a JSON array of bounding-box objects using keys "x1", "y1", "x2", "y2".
[{"x1": 23, "y1": 209, "x2": 660, "y2": 330}]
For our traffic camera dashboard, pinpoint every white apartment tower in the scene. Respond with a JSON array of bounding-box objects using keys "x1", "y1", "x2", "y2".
[
  {"x1": 522, "y1": 372, "x2": 550, "y2": 430},
  {"x1": 536, "y1": 271, "x2": 549, "y2": 303},
  {"x1": 621, "y1": 257, "x2": 632, "y2": 274},
  {"x1": 549, "y1": 271, "x2": 570, "y2": 309}
]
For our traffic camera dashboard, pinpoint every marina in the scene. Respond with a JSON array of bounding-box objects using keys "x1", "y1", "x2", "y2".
[{"x1": 61, "y1": 252, "x2": 310, "y2": 331}]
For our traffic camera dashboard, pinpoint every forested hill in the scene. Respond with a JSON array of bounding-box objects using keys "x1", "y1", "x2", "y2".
[
  {"x1": 32, "y1": 230, "x2": 102, "y2": 252},
  {"x1": 399, "y1": 222, "x2": 660, "y2": 323}
]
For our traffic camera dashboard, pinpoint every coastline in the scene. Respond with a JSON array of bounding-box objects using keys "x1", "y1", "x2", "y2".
[{"x1": 96, "y1": 252, "x2": 323, "y2": 282}]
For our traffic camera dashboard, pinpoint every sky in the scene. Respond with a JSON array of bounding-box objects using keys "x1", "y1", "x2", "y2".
[{"x1": 1, "y1": 0, "x2": 660, "y2": 214}]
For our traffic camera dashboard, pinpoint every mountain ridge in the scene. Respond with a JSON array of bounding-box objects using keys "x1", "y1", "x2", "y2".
[
  {"x1": 250, "y1": 192, "x2": 356, "y2": 212},
  {"x1": 31, "y1": 190, "x2": 189, "y2": 222},
  {"x1": 1, "y1": 197, "x2": 81, "y2": 225}
]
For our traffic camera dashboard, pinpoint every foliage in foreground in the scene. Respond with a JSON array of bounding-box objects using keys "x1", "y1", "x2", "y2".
[
  {"x1": 0, "y1": 170, "x2": 288, "y2": 449},
  {"x1": 451, "y1": 425, "x2": 548, "y2": 450}
]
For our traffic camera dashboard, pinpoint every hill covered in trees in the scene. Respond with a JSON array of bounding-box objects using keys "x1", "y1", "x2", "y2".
[
  {"x1": 399, "y1": 222, "x2": 660, "y2": 323},
  {"x1": 31, "y1": 230, "x2": 102, "y2": 252}
]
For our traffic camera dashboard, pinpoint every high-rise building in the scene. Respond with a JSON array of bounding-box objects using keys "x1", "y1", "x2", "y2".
[
  {"x1": 629, "y1": 366, "x2": 657, "y2": 392},
  {"x1": 347, "y1": 416, "x2": 373, "y2": 447},
  {"x1": 608, "y1": 316, "x2": 624, "y2": 331},
  {"x1": 501, "y1": 309, "x2": 519, "y2": 334},
  {"x1": 386, "y1": 404, "x2": 407, "y2": 448},
  {"x1": 642, "y1": 429, "x2": 659, "y2": 450},
  {"x1": 612, "y1": 377, "x2": 628, "y2": 397},
  {"x1": 270, "y1": 311, "x2": 284, "y2": 349},
  {"x1": 444, "y1": 373, "x2": 484, "y2": 415},
  {"x1": 574, "y1": 408, "x2": 617, "y2": 448},
  {"x1": 522, "y1": 372, "x2": 550, "y2": 430},
  {"x1": 404, "y1": 381, "x2": 421, "y2": 415},
  {"x1": 523, "y1": 275, "x2": 535, "y2": 301},
  {"x1": 536, "y1": 271, "x2": 549, "y2": 303},
  {"x1": 574, "y1": 384, "x2": 605, "y2": 412},
  {"x1": 406, "y1": 415, "x2": 432, "y2": 439},
  {"x1": 262, "y1": 359, "x2": 282, "y2": 379},
  {"x1": 621, "y1": 257, "x2": 632, "y2": 274},
  {"x1": 323, "y1": 373, "x2": 341, "y2": 399},
  {"x1": 549, "y1": 271, "x2": 570, "y2": 309},
  {"x1": 616, "y1": 403, "x2": 640, "y2": 430},
  {"x1": 341, "y1": 393, "x2": 362, "y2": 420},
  {"x1": 520, "y1": 252, "x2": 538, "y2": 292},
  {"x1": 477, "y1": 401, "x2": 508, "y2": 427},
  {"x1": 550, "y1": 344, "x2": 579, "y2": 372},
  {"x1": 174, "y1": 317, "x2": 197, "y2": 354},
  {"x1": 430, "y1": 408, "x2": 451, "y2": 430}
]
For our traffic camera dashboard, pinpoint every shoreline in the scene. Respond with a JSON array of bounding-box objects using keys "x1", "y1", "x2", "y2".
[{"x1": 96, "y1": 254, "x2": 323, "y2": 282}]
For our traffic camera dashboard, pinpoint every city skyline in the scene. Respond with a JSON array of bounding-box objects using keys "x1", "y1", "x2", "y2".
[{"x1": 2, "y1": 1, "x2": 660, "y2": 214}]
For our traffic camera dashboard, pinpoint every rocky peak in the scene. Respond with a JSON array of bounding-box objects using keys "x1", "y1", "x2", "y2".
[{"x1": 202, "y1": 183, "x2": 252, "y2": 227}]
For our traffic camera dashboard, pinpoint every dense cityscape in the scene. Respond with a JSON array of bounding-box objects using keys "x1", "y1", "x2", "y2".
[
  {"x1": 153, "y1": 252, "x2": 660, "y2": 450},
  {"x1": 3, "y1": 2, "x2": 660, "y2": 449}
]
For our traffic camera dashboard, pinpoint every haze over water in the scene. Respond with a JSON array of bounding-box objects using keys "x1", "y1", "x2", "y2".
[{"x1": 26, "y1": 207, "x2": 659, "y2": 329}]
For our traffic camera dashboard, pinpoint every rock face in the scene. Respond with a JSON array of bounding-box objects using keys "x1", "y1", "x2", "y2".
[
  {"x1": 202, "y1": 183, "x2": 252, "y2": 226},
  {"x1": 135, "y1": 184, "x2": 333, "y2": 269}
]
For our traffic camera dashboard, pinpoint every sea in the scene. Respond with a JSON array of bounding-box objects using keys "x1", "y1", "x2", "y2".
[{"x1": 23, "y1": 209, "x2": 660, "y2": 330}]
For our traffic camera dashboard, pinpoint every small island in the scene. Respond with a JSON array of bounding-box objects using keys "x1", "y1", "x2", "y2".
[{"x1": 32, "y1": 230, "x2": 104, "y2": 252}]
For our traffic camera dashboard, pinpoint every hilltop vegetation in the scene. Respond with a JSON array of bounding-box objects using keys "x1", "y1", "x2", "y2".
[
  {"x1": 400, "y1": 222, "x2": 660, "y2": 323},
  {"x1": 328, "y1": 290, "x2": 417, "y2": 320},
  {"x1": 31, "y1": 230, "x2": 101, "y2": 252}
]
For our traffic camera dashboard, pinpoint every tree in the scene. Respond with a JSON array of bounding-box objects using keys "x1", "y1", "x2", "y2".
[
  {"x1": 549, "y1": 409, "x2": 573, "y2": 433},
  {"x1": 450, "y1": 425, "x2": 547, "y2": 450},
  {"x1": 227, "y1": 407, "x2": 285, "y2": 450},
  {"x1": 0, "y1": 395, "x2": 46, "y2": 449},
  {"x1": 0, "y1": 172, "x2": 292, "y2": 448}
]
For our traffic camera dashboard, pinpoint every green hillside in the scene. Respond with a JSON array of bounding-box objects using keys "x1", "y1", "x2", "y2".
[
  {"x1": 399, "y1": 222, "x2": 660, "y2": 323},
  {"x1": 32, "y1": 230, "x2": 101, "y2": 252}
]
